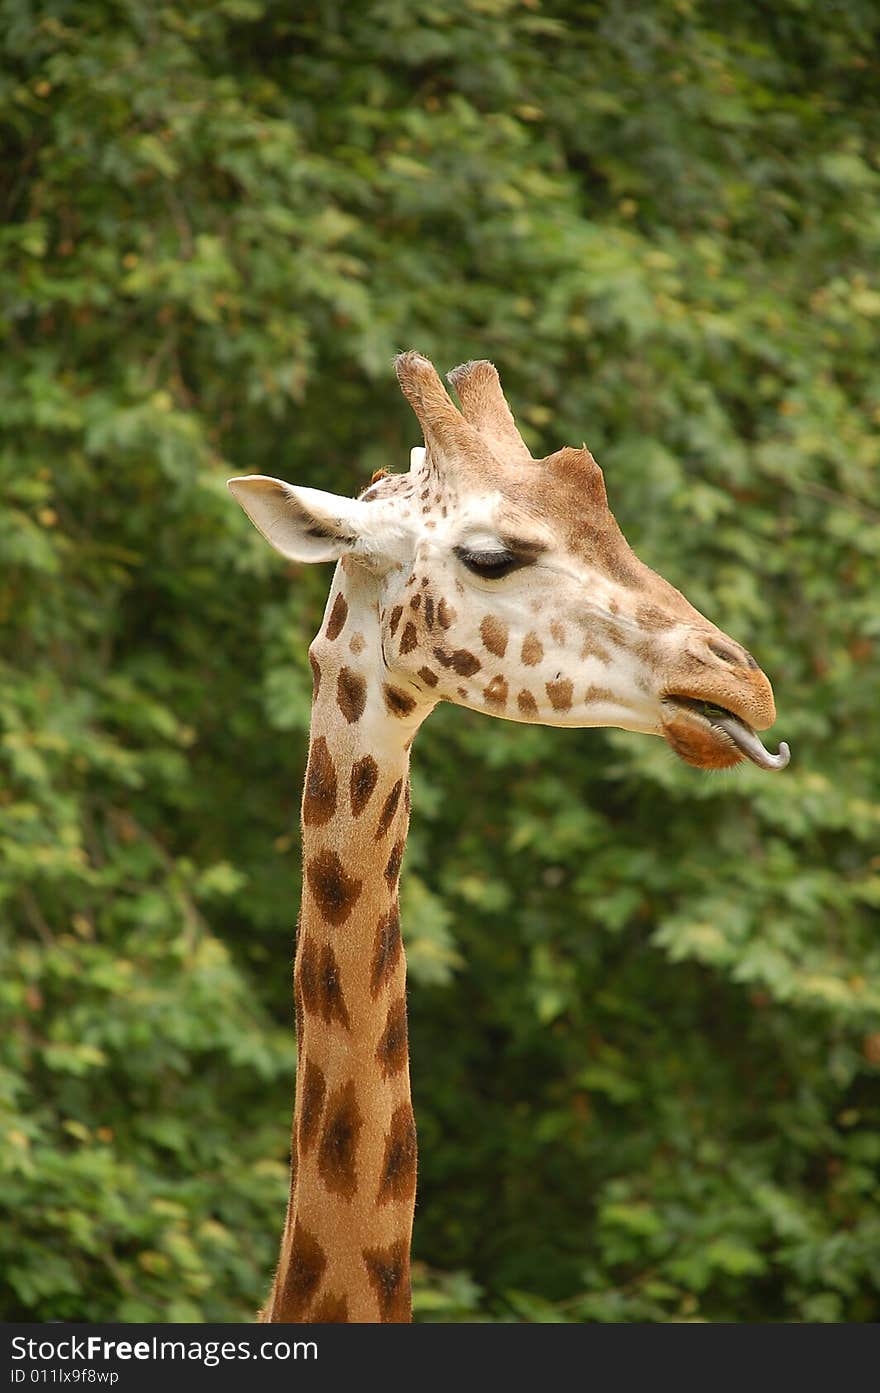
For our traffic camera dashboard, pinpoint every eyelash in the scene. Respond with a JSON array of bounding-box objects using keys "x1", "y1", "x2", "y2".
[{"x1": 454, "y1": 547, "x2": 528, "y2": 580}]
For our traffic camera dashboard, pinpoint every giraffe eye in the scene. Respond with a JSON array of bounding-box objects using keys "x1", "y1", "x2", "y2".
[{"x1": 454, "y1": 546, "x2": 527, "y2": 580}]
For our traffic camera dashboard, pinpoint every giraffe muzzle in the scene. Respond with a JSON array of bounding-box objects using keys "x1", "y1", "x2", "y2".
[{"x1": 663, "y1": 696, "x2": 790, "y2": 771}]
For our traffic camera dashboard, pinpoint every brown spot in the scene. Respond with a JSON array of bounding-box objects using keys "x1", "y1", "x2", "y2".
[
  {"x1": 378, "y1": 1102, "x2": 417, "y2": 1206},
  {"x1": 326, "y1": 593, "x2": 348, "y2": 641},
  {"x1": 389, "y1": 605, "x2": 403, "y2": 636},
  {"x1": 627, "y1": 634, "x2": 655, "y2": 665},
  {"x1": 484, "y1": 675, "x2": 508, "y2": 707},
  {"x1": 636, "y1": 603, "x2": 676, "y2": 632},
  {"x1": 437, "y1": 599, "x2": 456, "y2": 629},
  {"x1": 480, "y1": 615, "x2": 508, "y2": 657},
  {"x1": 580, "y1": 638, "x2": 612, "y2": 664},
  {"x1": 457, "y1": 686, "x2": 468, "y2": 699},
  {"x1": 418, "y1": 666, "x2": 438, "y2": 688},
  {"x1": 298, "y1": 1060, "x2": 326, "y2": 1155},
  {"x1": 410, "y1": 592, "x2": 422, "y2": 610},
  {"x1": 384, "y1": 685, "x2": 417, "y2": 718},
  {"x1": 302, "y1": 736, "x2": 337, "y2": 827},
  {"x1": 421, "y1": 576, "x2": 430, "y2": 586},
  {"x1": 517, "y1": 689, "x2": 538, "y2": 716},
  {"x1": 306, "y1": 849, "x2": 363, "y2": 926},
  {"x1": 399, "y1": 622, "x2": 418, "y2": 655},
  {"x1": 363, "y1": 1239, "x2": 410, "y2": 1322},
  {"x1": 371, "y1": 903, "x2": 402, "y2": 997},
  {"x1": 584, "y1": 684, "x2": 615, "y2": 705},
  {"x1": 376, "y1": 998, "x2": 409, "y2": 1078},
  {"x1": 349, "y1": 632, "x2": 365, "y2": 655},
  {"x1": 433, "y1": 647, "x2": 481, "y2": 677},
  {"x1": 311, "y1": 1292, "x2": 349, "y2": 1323},
  {"x1": 376, "y1": 780, "x2": 403, "y2": 839},
  {"x1": 384, "y1": 839, "x2": 405, "y2": 887},
  {"x1": 337, "y1": 668, "x2": 366, "y2": 724},
  {"x1": 274, "y1": 1222, "x2": 327, "y2": 1321},
  {"x1": 350, "y1": 755, "x2": 379, "y2": 816},
  {"x1": 521, "y1": 632, "x2": 543, "y2": 666},
  {"x1": 590, "y1": 615, "x2": 626, "y2": 649},
  {"x1": 318, "y1": 942, "x2": 350, "y2": 1028},
  {"x1": 609, "y1": 598, "x2": 620, "y2": 614},
  {"x1": 318, "y1": 1081, "x2": 362, "y2": 1200},
  {"x1": 297, "y1": 936, "x2": 319, "y2": 1014},
  {"x1": 309, "y1": 652, "x2": 321, "y2": 696},
  {"x1": 546, "y1": 678, "x2": 573, "y2": 712},
  {"x1": 424, "y1": 595, "x2": 435, "y2": 628},
  {"x1": 451, "y1": 650, "x2": 481, "y2": 676},
  {"x1": 550, "y1": 620, "x2": 566, "y2": 645}
]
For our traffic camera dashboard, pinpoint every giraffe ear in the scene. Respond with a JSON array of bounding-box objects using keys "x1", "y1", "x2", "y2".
[{"x1": 227, "y1": 476, "x2": 365, "y2": 564}]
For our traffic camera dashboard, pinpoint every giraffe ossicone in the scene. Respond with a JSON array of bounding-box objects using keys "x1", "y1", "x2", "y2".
[{"x1": 228, "y1": 352, "x2": 790, "y2": 1323}]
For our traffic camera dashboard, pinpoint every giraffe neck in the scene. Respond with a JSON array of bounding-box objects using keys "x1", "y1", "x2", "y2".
[{"x1": 265, "y1": 564, "x2": 426, "y2": 1323}]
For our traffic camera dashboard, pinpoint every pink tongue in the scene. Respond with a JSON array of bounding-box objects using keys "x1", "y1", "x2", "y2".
[{"x1": 712, "y1": 714, "x2": 791, "y2": 771}]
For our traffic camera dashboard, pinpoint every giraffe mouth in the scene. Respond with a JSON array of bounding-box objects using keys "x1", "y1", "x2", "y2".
[{"x1": 663, "y1": 697, "x2": 791, "y2": 771}]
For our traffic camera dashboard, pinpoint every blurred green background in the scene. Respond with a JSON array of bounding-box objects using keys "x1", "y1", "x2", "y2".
[{"x1": 2, "y1": 0, "x2": 879, "y2": 1323}]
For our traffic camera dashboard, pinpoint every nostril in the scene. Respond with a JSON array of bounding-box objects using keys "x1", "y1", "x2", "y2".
[
  {"x1": 708, "y1": 639, "x2": 745, "y2": 667},
  {"x1": 709, "y1": 640, "x2": 760, "y2": 672}
]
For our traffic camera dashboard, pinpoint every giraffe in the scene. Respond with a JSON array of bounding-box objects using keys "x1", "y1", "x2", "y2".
[{"x1": 227, "y1": 351, "x2": 789, "y2": 1323}]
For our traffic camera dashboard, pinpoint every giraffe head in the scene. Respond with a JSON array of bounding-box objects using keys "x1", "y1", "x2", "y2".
[{"x1": 229, "y1": 352, "x2": 789, "y2": 772}]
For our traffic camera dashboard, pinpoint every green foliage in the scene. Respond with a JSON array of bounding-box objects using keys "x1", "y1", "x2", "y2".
[{"x1": 1, "y1": 0, "x2": 879, "y2": 1322}]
